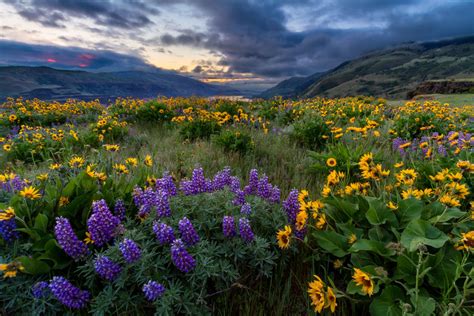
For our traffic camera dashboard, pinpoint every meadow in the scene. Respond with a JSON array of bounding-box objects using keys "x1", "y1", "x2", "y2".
[{"x1": 0, "y1": 95, "x2": 473, "y2": 315}]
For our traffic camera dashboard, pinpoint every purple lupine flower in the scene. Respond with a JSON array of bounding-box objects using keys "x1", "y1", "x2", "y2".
[
  {"x1": 49, "y1": 276, "x2": 90, "y2": 309},
  {"x1": 142, "y1": 281, "x2": 165, "y2": 301},
  {"x1": 153, "y1": 221, "x2": 175, "y2": 245},
  {"x1": 392, "y1": 137, "x2": 408, "y2": 156},
  {"x1": 244, "y1": 169, "x2": 259, "y2": 195},
  {"x1": 294, "y1": 227, "x2": 306, "y2": 239},
  {"x1": 229, "y1": 176, "x2": 241, "y2": 193},
  {"x1": 178, "y1": 217, "x2": 200, "y2": 246},
  {"x1": 87, "y1": 200, "x2": 121, "y2": 247},
  {"x1": 156, "y1": 172, "x2": 177, "y2": 196},
  {"x1": 54, "y1": 217, "x2": 90, "y2": 260},
  {"x1": 269, "y1": 186, "x2": 281, "y2": 203},
  {"x1": 257, "y1": 175, "x2": 271, "y2": 199},
  {"x1": 283, "y1": 189, "x2": 300, "y2": 224},
  {"x1": 222, "y1": 216, "x2": 236, "y2": 237},
  {"x1": 238, "y1": 218, "x2": 254, "y2": 243},
  {"x1": 119, "y1": 238, "x2": 141, "y2": 263},
  {"x1": 0, "y1": 175, "x2": 27, "y2": 193},
  {"x1": 240, "y1": 203, "x2": 252, "y2": 216},
  {"x1": 170, "y1": 239, "x2": 196, "y2": 273},
  {"x1": 114, "y1": 199, "x2": 126, "y2": 221},
  {"x1": 133, "y1": 187, "x2": 156, "y2": 218},
  {"x1": 0, "y1": 209, "x2": 19, "y2": 243},
  {"x1": 212, "y1": 167, "x2": 232, "y2": 191},
  {"x1": 155, "y1": 190, "x2": 171, "y2": 218},
  {"x1": 438, "y1": 144, "x2": 447, "y2": 156},
  {"x1": 180, "y1": 167, "x2": 207, "y2": 195},
  {"x1": 94, "y1": 255, "x2": 122, "y2": 281},
  {"x1": 32, "y1": 281, "x2": 49, "y2": 299},
  {"x1": 232, "y1": 189, "x2": 246, "y2": 206}
]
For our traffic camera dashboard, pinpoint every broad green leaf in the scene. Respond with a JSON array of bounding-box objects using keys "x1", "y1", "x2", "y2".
[
  {"x1": 33, "y1": 213, "x2": 48, "y2": 232},
  {"x1": 369, "y1": 285, "x2": 405, "y2": 316},
  {"x1": 349, "y1": 239, "x2": 396, "y2": 257},
  {"x1": 397, "y1": 198, "x2": 423, "y2": 225},
  {"x1": 17, "y1": 256, "x2": 51, "y2": 275},
  {"x1": 313, "y1": 230, "x2": 349, "y2": 257},
  {"x1": 400, "y1": 219, "x2": 448, "y2": 252},
  {"x1": 365, "y1": 197, "x2": 398, "y2": 226}
]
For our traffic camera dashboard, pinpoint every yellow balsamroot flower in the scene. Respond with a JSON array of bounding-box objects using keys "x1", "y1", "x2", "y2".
[
  {"x1": 333, "y1": 259, "x2": 343, "y2": 269},
  {"x1": 69, "y1": 130, "x2": 79, "y2": 141},
  {"x1": 399, "y1": 142, "x2": 411, "y2": 149},
  {"x1": 295, "y1": 210, "x2": 308, "y2": 231},
  {"x1": 113, "y1": 163, "x2": 129, "y2": 175},
  {"x1": 49, "y1": 163, "x2": 62, "y2": 170},
  {"x1": 471, "y1": 201, "x2": 474, "y2": 220},
  {"x1": 0, "y1": 207, "x2": 15, "y2": 221},
  {"x1": 352, "y1": 268, "x2": 374, "y2": 296},
  {"x1": 396, "y1": 169, "x2": 418, "y2": 186},
  {"x1": 59, "y1": 196, "x2": 69, "y2": 207},
  {"x1": 394, "y1": 162, "x2": 404, "y2": 168},
  {"x1": 8, "y1": 114, "x2": 17, "y2": 122},
  {"x1": 276, "y1": 225, "x2": 292, "y2": 249},
  {"x1": 429, "y1": 169, "x2": 448, "y2": 183},
  {"x1": 84, "y1": 231, "x2": 94, "y2": 244},
  {"x1": 456, "y1": 160, "x2": 471, "y2": 171},
  {"x1": 69, "y1": 156, "x2": 85, "y2": 168},
  {"x1": 348, "y1": 233, "x2": 357, "y2": 244},
  {"x1": 447, "y1": 182, "x2": 469, "y2": 200},
  {"x1": 315, "y1": 213, "x2": 326, "y2": 230},
  {"x1": 103, "y1": 144, "x2": 120, "y2": 152},
  {"x1": 19, "y1": 186, "x2": 41, "y2": 200},
  {"x1": 144, "y1": 154, "x2": 153, "y2": 167},
  {"x1": 322, "y1": 185, "x2": 331, "y2": 197},
  {"x1": 326, "y1": 158, "x2": 337, "y2": 167},
  {"x1": 387, "y1": 201, "x2": 398, "y2": 210},
  {"x1": 36, "y1": 173, "x2": 48, "y2": 181},
  {"x1": 457, "y1": 231, "x2": 474, "y2": 251},
  {"x1": 448, "y1": 172, "x2": 463, "y2": 182},
  {"x1": 125, "y1": 158, "x2": 138, "y2": 167},
  {"x1": 308, "y1": 275, "x2": 325, "y2": 313},
  {"x1": 439, "y1": 194, "x2": 461, "y2": 208},
  {"x1": 0, "y1": 261, "x2": 24, "y2": 278},
  {"x1": 327, "y1": 170, "x2": 344, "y2": 186},
  {"x1": 326, "y1": 286, "x2": 337, "y2": 313},
  {"x1": 3, "y1": 143, "x2": 11, "y2": 152}
]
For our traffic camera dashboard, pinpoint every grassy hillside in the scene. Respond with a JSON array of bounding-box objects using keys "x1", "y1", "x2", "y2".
[
  {"x1": 0, "y1": 66, "x2": 238, "y2": 101},
  {"x1": 261, "y1": 36, "x2": 474, "y2": 99}
]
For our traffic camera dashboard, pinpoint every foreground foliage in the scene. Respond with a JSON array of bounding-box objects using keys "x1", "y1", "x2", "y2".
[{"x1": 0, "y1": 96, "x2": 473, "y2": 315}]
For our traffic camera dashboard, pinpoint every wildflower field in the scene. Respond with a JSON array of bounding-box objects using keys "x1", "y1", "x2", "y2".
[{"x1": 0, "y1": 96, "x2": 473, "y2": 315}]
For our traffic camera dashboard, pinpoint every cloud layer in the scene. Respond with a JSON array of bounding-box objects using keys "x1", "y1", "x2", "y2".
[{"x1": 1, "y1": 0, "x2": 473, "y2": 78}]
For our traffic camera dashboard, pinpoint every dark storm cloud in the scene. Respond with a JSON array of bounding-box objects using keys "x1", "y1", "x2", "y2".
[
  {"x1": 158, "y1": 0, "x2": 474, "y2": 77},
  {"x1": 0, "y1": 40, "x2": 154, "y2": 71},
  {"x1": 1, "y1": 0, "x2": 473, "y2": 78},
  {"x1": 8, "y1": 0, "x2": 154, "y2": 29}
]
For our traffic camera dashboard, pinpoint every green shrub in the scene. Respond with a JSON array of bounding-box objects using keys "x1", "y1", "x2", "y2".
[
  {"x1": 214, "y1": 129, "x2": 254, "y2": 154},
  {"x1": 135, "y1": 100, "x2": 173, "y2": 123},
  {"x1": 179, "y1": 120, "x2": 221, "y2": 141},
  {"x1": 290, "y1": 115, "x2": 331, "y2": 150}
]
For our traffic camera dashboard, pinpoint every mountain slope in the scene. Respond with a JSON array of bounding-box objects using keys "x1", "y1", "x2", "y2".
[
  {"x1": 0, "y1": 66, "x2": 239, "y2": 101},
  {"x1": 261, "y1": 36, "x2": 474, "y2": 99},
  {"x1": 257, "y1": 72, "x2": 324, "y2": 98}
]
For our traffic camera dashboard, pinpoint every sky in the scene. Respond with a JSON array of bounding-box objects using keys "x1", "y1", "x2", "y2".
[{"x1": 0, "y1": 0, "x2": 473, "y2": 88}]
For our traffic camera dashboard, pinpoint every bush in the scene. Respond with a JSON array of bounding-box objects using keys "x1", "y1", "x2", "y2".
[
  {"x1": 179, "y1": 120, "x2": 221, "y2": 141},
  {"x1": 290, "y1": 115, "x2": 331, "y2": 150},
  {"x1": 214, "y1": 130, "x2": 254, "y2": 154},
  {"x1": 135, "y1": 100, "x2": 173, "y2": 123}
]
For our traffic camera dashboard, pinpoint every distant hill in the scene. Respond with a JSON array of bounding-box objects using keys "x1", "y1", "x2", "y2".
[
  {"x1": 257, "y1": 72, "x2": 324, "y2": 98},
  {"x1": 0, "y1": 66, "x2": 239, "y2": 101},
  {"x1": 260, "y1": 36, "x2": 474, "y2": 99}
]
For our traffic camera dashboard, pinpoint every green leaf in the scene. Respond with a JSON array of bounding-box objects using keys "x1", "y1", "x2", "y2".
[
  {"x1": 426, "y1": 247, "x2": 462, "y2": 290},
  {"x1": 33, "y1": 213, "x2": 48, "y2": 232},
  {"x1": 397, "y1": 198, "x2": 423, "y2": 225},
  {"x1": 400, "y1": 219, "x2": 449, "y2": 252},
  {"x1": 349, "y1": 239, "x2": 396, "y2": 257},
  {"x1": 365, "y1": 197, "x2": 398, "y2": 226},
  {"x1": 412, "y1": 295, "x2": 436, "y2": 316},
  {"x1": 17, "y1": 256, "x2": 51, "y2": 275},
  {"x1": 313, "y1": 230, "x2": 349, "y2": 257},
  {"x1": 369, "y1": 285, "x2": 405, "y2": 316}
]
